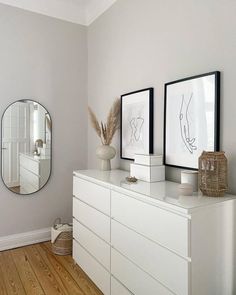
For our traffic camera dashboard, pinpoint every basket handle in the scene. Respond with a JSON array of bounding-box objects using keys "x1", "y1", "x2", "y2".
[{"x1": 53, "y1": 217, "x2": 62, "y2": 229}]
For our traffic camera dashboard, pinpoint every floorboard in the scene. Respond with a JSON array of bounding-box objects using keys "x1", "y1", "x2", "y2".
[
  {"x1": 36, "y1": 244, "x2": 85, "y2": 295},
  {"x1": 0, "y1": 242, "x2": 103, "y2": 295},
  {"x1": 0, "y1": 251, "x2": 26, "y2": 295},
  {"x1": 11, "y1": 247, "x2": 45, "y2": 295},
  {"x1": 0, "y1": 260, "x2": 8, "y2": 295},
  {"x1": 24, "y1": 244, "x2": 70, "y2": 295},
  {"x1": 42, "y1": 242, "x2": 103, "y2": 295}
]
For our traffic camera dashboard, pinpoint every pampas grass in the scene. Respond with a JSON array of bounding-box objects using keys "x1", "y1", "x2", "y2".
[{"x1": 88, "y1": 99, "x2": 120, "y2": 145}]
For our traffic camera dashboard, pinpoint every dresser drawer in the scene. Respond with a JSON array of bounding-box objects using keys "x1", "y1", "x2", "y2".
[
  {"x1": 20, "y1": 155, "x2": 39, "y2": 175},
  {"x1": 111, "y1": 277, "x2": 132, "y2": 295},
  {"x1": 73, "y1": 176, "x2": 110, "y2": 215},
  {"x1": 73, "y1": 198, "x2": 110, "y2": 243},
  {"x1": 111, "y1": 220, "x2": 189, "y2": 295},
  {"x1": 73, "y1": 241, "x2": 110, "y2": 295},
  {"x1": 111, "y1": 248, "x2": 172, "y2": 295},
  {"x1": 73, "y1": 219, "x2": 110, "y2": 270},
  {"x1": 20, "y1": 166, "x2": 39, "y2": 189},
  {"x1": 20, "y1": 178, "x2": 38, "y2": 194},
  {"x1": 111, "y1": 191, "x2": 189, "y2": 257}
]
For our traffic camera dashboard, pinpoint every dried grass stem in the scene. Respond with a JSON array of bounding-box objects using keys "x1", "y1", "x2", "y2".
[{"x1": 88, "y1": 99, "x2": 120, "y2": 145}]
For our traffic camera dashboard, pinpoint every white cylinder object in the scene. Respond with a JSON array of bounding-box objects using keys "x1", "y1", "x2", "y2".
[{"x1": 181, "y1": 170, "x2": 198, "y2": 192}]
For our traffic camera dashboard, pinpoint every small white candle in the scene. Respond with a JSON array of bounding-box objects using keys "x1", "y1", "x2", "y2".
[{"x1": 181, "y1": 170, "x2": 198, "y2": 192}]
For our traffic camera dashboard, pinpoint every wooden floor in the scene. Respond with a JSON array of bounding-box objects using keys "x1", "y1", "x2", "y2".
[
  {"x1": 0, "y1": 242, "x2": 103, "y2": 295},
  {"x1": 9, "y1": 186, "x2": 20, "y2": 194}
]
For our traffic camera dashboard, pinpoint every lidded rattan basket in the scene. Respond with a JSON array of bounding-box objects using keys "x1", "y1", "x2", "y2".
[
  {"x1": 198, "y1": 151, "x2": 228, "y2": 197},
  {"x1": 51, "y1": 218, "x2": 72, "y2": 256}
]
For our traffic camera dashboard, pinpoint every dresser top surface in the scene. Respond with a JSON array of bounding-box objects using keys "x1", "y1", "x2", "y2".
[
  {"x1": 73, "y1": 169, "x2": 236, "y2": 214},
  {"x1": 20, "y1": 153, "x2": 50, "y2": 161}
]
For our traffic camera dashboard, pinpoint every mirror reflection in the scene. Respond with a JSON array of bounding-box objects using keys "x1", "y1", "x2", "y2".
[{"x1": 2, "y1": 100, "x2": 51, "y2": 195}]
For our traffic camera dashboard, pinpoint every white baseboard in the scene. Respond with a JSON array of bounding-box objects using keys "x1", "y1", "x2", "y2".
[{"x1": 0, "y1": 227, "x2": 51, "y2": 251}]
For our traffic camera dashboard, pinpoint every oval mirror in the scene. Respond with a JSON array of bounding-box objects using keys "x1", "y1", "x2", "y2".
[{"x1": 1, "y1": 100, "x2": 51, "y2": 195}]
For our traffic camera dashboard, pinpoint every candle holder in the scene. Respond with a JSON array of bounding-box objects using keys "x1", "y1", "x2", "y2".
[{"x1": 199, "y1": 151, "x2": 228, "y2": 197}]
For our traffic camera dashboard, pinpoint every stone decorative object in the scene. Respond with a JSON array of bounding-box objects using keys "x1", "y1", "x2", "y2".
[
  {"x1": 198, "y1": 151, "x2": 228, "y2": 197},
  {"x1": 125, "y1": 176, "x2": 138, "y2": 183},
  {"x1": 96, "y1": 145, "x2": 116, "y2": 171}
]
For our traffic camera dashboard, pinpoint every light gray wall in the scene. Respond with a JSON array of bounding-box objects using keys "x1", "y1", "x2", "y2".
[
  {"x1": 0, "y1": 4, "x2": 87, "y2": 237},
  {"x1": 88, "y1": 0, "x2": 236, "y2": 193}
]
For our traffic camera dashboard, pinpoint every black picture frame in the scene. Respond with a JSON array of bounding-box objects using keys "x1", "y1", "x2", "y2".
[
  {"x1": 164, "y1": 71, "x2": 220, "y2": 170},
  {"x1": 120, "y1": 88, "x2": 154, "y2": 161}
]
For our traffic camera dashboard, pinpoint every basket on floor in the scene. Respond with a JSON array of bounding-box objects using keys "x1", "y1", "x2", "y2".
[{"x1": 51, "y1": 218, "x2": 73, "y2": 256}]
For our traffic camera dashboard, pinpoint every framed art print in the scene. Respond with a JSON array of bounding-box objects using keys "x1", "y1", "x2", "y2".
[
  {"x1": 164, "y1": 71, "x2": 220, "y2": 169},
  {"x1": 121, "y1": 88, "x2": 154, "y2": 160}
]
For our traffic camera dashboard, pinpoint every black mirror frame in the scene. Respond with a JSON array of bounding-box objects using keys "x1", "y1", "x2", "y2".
[{"x1": 1, "y1": 99, "x2": 52, "y2": 196}]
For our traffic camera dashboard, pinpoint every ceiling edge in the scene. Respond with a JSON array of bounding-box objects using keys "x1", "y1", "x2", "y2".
[
  {"x1": 85, "y1": 0, "x2": 117, "y2": 26},
  {"x1": 0, "y1": 0, "x2": 117, "y2": 26}
]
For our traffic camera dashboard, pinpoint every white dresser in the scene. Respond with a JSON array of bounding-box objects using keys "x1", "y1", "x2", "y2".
[
  {"x1": 72, "y1": 169, "x2": 236, "y2": 295},
  {"x1": 19, "y1": 153, "x2": 50, "y2": 194}
]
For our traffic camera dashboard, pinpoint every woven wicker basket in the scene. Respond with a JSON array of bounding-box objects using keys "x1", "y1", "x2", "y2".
[
  {"x1": 199, "y1": 151, "x2": 228, "y2": 197},
  {"x1": 52, "y1": 218, "x2": 72, "y2": 256}
]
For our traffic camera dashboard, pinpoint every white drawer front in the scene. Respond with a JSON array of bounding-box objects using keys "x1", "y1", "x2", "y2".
[
  {"x1": 20, "y1": 179, "x2": 37, "y2": 194},
  {"x1": 111, "y1": 220, "x2": 189, "y2": 295},
  {"x1": 73, "y1": 176, "x2": 110, "y2": 215},
  {"x1": 73, "y1": 198, "x2": 110, "y2": 243},
  {"x1": 20, "y1": 166, "x2": 39, "y2": 189},
  {"x1": 73, "y1": 241, "x2": 110, "y2": 295},
  {"x1": 73, "y1": 219, "x2": 110, "y2": 270},
  {"x1": 111, "y1": 191, "x2": 189, "y2": 257},
  {"x1": 111, "y1": 277, "x2": 132, "y2": 295},
  {"x1": 111, "y1": 249, "x2": 172, "y2": 295},
  {"x1": 20, "y1": 155, "x2": 39, "y2": 175}
]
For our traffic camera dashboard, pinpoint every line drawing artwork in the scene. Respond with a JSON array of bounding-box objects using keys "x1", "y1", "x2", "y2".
[
  {"x1": 128, "y1": 117, "x2": 144, "y2": 145},
  {"x1": 179, "y1": 93, "x2": 197, "y2": 154}
]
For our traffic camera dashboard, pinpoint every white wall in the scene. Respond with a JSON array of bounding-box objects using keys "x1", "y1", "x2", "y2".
[
  {"x1": 0, "y1": 4, "x2": 87, "y2": 237},
  {"x1": 1, "y1": 0, "x2": 236, "y2": 238},
  {"x1": 88, "y1": 0, "x2": 236, "y2": 193}
]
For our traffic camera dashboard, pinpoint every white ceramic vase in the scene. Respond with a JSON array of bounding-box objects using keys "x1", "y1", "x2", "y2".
[{"x1": 96, "y1": 145, "x2": 116, "y2": 171}]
